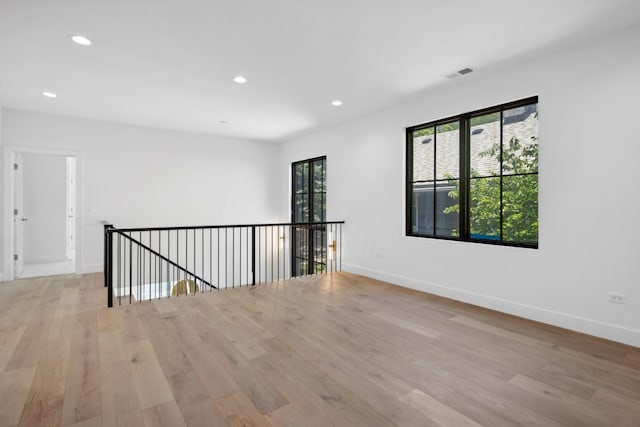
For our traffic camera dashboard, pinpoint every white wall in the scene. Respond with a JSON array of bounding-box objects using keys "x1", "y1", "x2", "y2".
[
  {"x1": 0, "y1": 108, "x2": 3, "y2": 281},
  {"x1": 278, "y1": 25, "x2": 640, "y2": 347},
  {"x1": 1, "y1": 110, "x2": 280, "y2": 274},
  {"x1": 21, "y1": 153, "x2": 68, "y2": 263}
]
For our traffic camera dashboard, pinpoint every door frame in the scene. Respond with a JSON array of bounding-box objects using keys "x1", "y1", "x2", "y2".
[
  {"x1": 3, "y1": 145, "x2": 82, "y2": 280},
  {"x1": 13, "y1": 152, "x2": 24, "y2": 277}
]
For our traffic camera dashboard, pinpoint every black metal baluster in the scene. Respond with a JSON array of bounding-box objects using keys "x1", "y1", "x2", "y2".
[
  {"x1": 145, "y1": 232, "x2": 148, "y2": 300},
  {"x1": 141, "y1": 232, "x2": 144, "y2": 301},
  {"x1": 251, "y1": 226, "x2": 256, "y2": 286},
  {"x1": 328, "y1": 223, "x2": 332, "y2": 273},
  {"x1": 339, "y1": 223, "x2": 342, "y2": 271},
  {"x1": 186, "y1": 228, "x2": 190, "y2": 296},
  {"x1": 308, "y1": 224, "x2": 312, "y2": 276},
  {"x1": 321, "y1": 224, "x2": 324, "y2": 274},
  {"x1": 224, "y1": 228, "x2": 228, "y2": 289},
  {"x1": 141, "y1": 231, "x2": 144, "y2": 301},
  {"x1": 166, "y1": 231, "x2": 170, "y2": 297},
  {"x1": 334, "y1": 223, "x2": 338, "y2": 273},
  {"x1": 152, "y1": 231, "x2": 155, "y2": 299},
  {"x1": 232, "y1": 227, "x2": 235, "y2": 288},
  {"x1": 209, "y1": 228, "x2": 212, "y2": 291},
  {"x1": 106, "y1": 228, "x2": 113, "y2": 307},
  {"x1": 201, "y1": 228, "x2": 204, "y2": 292},
  {"x1": 128, "y1": 233, "x2": 132, "y2": 304},
  {"x1": 157, "y1": 231, "x2": 161, "y2": 299},
  {"x1": 333, "y1": 223, "x2": 337, "y2": 273},
  {"x1": 238, "y1": 228, "x2": 242, "y2": 288},
  {"x1": 138, "y1": 231, "x2": 142, "y2": 302},
  {"x1": 117, "y1": 233, "x2": 121, "y2": 305},
  {"x1": 192, "y1": 228, "x2": 196, "y2": 294},
  {"x1": 149, "y1": 231, "x2": 152, "y2": 300},
  {"x1": 246, "y1": 227, "x2": 249, "y2": 286},
  {"x1": 176, "y1": 229, "x2": 180, "y2": 298}
]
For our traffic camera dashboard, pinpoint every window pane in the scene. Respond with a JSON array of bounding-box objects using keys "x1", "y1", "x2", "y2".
[
  {"x1": 313, "y1": 159, "x2": 325, "y2": 193},
  {"x1": 295, "y1": 194, "x2": 308, "y2": 222},
  {"x1": 302, "y1": 163, "x2": 309, "y2": 192},
  {"x1": 470, "y1": 112, "x2": 500, "y2": 177},
  {"x1": 313, "y1": 193, "x2": 325, "y2": 222},
  {"x1": 412, "y1": 183, "x2": 434, "y2": 235},
  {"x1": 469, "y1": 177, "x2": 500, "y2": 240},
  {"x1": 502, "y1": 103, "x2": 538, "y2": 175},
  {"x1": 502, "y1": 174, "x2": 538, "y2": 243},
  {"x1": 436, "y1": 121, "x2": 459, "y2": 180},
  {"x1": 412, "y1": 127, "x2": 434, "y2": 181},
  {"x1": 435, "y1": 180, "x2": 459, "y2": 237},
  {"x1": 294, "y1": 163, "x2": 305, "y2": 193}
]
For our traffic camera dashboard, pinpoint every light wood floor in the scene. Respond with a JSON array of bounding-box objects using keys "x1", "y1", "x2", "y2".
[{"x1": 0, "y1": 272, "x2": 639, "y2": 427}]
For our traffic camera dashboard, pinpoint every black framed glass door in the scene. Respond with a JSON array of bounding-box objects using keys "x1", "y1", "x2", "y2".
[{"x1": 291, "y1": 156, "x2": 326, "y2": 276}]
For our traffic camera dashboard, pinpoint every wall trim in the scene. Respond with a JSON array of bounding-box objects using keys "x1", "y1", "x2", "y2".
[
  {"x1": 343, "y1": 263, "x2": 640, "y2": 348},
  {"x1": 24, "y1": 256, "x2": 69, "y2": 264},
  {"x1": 81, "y1": 263, "x2": 103, "y2": 274}
]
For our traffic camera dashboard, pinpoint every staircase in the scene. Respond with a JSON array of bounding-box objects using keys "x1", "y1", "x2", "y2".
[{"x1": 103, "y1": 221, "x2": 344, "y2": 307}]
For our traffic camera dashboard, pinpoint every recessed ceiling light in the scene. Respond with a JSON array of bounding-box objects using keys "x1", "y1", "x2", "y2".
[
  {"x1": 233, "y1": 76, "x2": 247, "y2": 84},
  {"x1": 71, "y1": 35, "x2": 92, "y2": 46},
  {"x1": 331, "y1": 100, "x2": 342, "y2": 106},
  {"x1": 219, "y1": 120, "x2": 228, "y2": 124},
  {"x1": 42, "y1": 91, "x2": 57, "y2": 98}
]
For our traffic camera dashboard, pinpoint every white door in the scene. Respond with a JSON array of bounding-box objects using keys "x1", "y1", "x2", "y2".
[{"x1": 13, "y1": 153, "x2": 25, "y2": 277}]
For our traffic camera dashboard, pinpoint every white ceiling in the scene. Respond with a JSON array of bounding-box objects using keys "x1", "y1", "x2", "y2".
[{"x1": 1, "y1": 0, "x2": 639, "y2": 142}]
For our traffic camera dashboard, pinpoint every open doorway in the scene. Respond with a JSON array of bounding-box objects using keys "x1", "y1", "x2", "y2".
[{"x1": 11, "y1": 151, "x2": 77, "y2": 279}]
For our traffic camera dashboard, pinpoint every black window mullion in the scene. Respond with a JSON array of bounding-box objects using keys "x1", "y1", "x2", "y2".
[
  {"x1": 432, "y1": 128, "x2": 437, "y2": 237},
  {"x1": 499, "y1": 110, "x2": 504, "y2": 241},
  {"x1": 459, "y1": 115, "x2": 470, "y2": 240},
  {"x1": 308, "y1": 160, "x2": 314, "y2": 274},
  {"x1": 405, "y1": 128, "x2": 414, "y2": 235}
]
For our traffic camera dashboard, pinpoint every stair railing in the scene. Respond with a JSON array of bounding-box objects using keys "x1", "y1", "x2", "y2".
[{"x1": 104, "y1": 221, "x2": 344, "y2": 307}]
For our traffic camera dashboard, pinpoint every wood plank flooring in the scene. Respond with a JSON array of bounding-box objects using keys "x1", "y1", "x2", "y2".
[{"x1": 0, "y1": 272, "x2": 638, "y2": 426}]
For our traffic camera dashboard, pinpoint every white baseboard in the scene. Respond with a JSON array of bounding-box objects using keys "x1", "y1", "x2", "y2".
[
  {"x1": 24, "y1": 255, "x2": 69, "y2": 264},
  {"x1": 81, "y1": 264, "x2": 103, "y2": 274},
  {"x1": 343, "y1": 263, "x2": 640, "y2": 348}
]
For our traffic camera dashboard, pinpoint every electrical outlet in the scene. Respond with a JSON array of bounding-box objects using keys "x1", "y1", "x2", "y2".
[{"x1": 608, "y1": 292, "x2": 627, "y2": 304}]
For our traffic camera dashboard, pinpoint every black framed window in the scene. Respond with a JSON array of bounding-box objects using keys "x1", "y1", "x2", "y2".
[
  {"x1": 292, "y1": 156, "x2": 326, "y2": 275},
  {"x1": 406, "y1": 96, "x2": 538, "y2": 248}
]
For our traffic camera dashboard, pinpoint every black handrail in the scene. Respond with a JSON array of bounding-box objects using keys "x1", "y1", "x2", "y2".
[{"x1": 109, "y1": 220, "x2": 345, "y2": 233}]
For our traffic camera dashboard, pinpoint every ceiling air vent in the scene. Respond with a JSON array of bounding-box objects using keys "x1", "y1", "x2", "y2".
[{"x1": 446, "y1": 67, "x2": 474, "y2": 79}]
